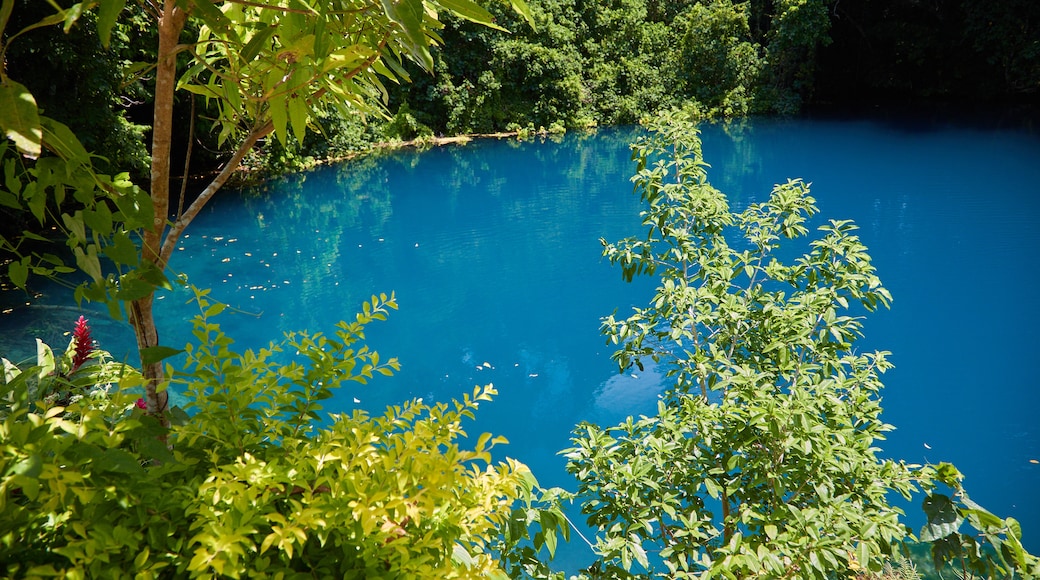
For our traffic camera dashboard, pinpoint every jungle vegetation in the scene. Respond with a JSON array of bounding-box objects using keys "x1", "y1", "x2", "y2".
[
  {"x1": 3, "y1": 0, "x2": 1037, "y2": 196},
  {"x1": 1, "y1": 0, "x2": 1038, "y2": 577}
]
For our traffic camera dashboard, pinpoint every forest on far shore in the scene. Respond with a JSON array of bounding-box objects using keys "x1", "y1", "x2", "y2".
[{"x1": 3, "y1": 0, "x2": 1038, "y2": 233}]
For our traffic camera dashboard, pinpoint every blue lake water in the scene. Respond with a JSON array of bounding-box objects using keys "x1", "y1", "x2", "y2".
[{"x1": 2, "y1": 112, "x2": 1039, "y2": 566}]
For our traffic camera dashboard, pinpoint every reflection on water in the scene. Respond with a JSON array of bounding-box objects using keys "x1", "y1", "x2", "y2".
[
  {"x1": 2, "y1": 117, "x2": 1038, "y2": 562},
  {"x1": 590, "y1": 363, "x2": 666, "y2": 423}
]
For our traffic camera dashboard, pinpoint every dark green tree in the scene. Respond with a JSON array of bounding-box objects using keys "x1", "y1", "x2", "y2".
[{"x1": 670, "y1": 0, "x2": 763, "y2": 116}]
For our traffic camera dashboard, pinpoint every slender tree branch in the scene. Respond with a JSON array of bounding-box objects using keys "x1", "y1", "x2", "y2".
[
  {"x1": 721, "y1": 461, "x2": 733, "y2": 543},
  {"x1": 559, "y1": 510, "x2": 597, "y2": 551},
  {"x1": 175, "y1": 94, "x2": 196, "y2": 220},
  {"x1": 159, "y1": 120, "x2": 274, "y2": 268},
  {"x1": 264, "y1": 32, "x2": 390, "y2": 104},
  {"x1": 132, "y1": 0, "x2": 187, "y2": 423},
  {"x1": 221, "y1": 0, "x2": 318, "y2": 15}
]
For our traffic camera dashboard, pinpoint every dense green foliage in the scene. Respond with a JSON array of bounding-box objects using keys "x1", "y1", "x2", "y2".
[
  {"x1": 0, "y1": 0, "x2": 538, "y2": 419},
  {"x1": 385, "y1": 0, "x2": 1038, "y2": 136},
  {"x1": 554, "y1": 111, "x2": 1040, "y2": 578},
  {"x1": 3, "y1": 0, "x2": 1035, "y2": 188},
  {"x1": 0, "y1": 4, "x2": 152, "y2": 242},
  {"x1": 569, "y1": 110, "x2": 912, "y2": 576},
  {"x1": 387, "y1": 0, "x2": 832, "y2": 133},
  {"x1": 2, "y1": 4, "x2": 151, "y2": 179},
  {"x1": 1, "y1": 292, "x2": 557, "y2": 578},
  {"x1": 1, "y1": 1, "x2": 1038, "y2": 577},
  {"x1": 817, "y1": 0, "x2": 1040, "y2": 104}
]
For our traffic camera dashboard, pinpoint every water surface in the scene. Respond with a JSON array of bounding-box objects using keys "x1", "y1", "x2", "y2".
[{"x1": 3, "y1": 114, "x2": 1038, "y2": 565}]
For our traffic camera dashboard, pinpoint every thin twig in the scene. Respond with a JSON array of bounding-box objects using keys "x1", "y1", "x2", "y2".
[
  {"x1": 559, "y1": 509, "x2": 597, "y2": 551},
  {"x1": 221, "y1": 0, "x2": 316, "y2": 15},
  {"x1": 175, "y1": 94, "x2": 196, "y2": 220},
  {"x1": 158, "y1": 120, "x2": 274, "y2": 268}
]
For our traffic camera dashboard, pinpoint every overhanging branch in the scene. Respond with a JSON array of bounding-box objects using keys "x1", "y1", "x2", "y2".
[{"x1": 158, "y1": 120, "x2": 274, "y2": 268}]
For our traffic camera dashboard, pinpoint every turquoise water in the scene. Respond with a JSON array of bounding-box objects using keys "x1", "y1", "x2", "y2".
[{"x1": 2, "y1": 114, "x2": 1039, "y2": 565}]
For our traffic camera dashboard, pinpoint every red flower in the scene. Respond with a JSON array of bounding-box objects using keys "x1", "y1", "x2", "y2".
[
  {"x1": 70, "y1": 316, "x2": 93, "y2": 372},
  {"x1": 135, "y1": 398, "x2": 148, "y2": 410}
]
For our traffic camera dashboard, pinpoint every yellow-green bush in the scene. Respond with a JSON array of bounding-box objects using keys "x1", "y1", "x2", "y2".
[{"x1": 1, "y1": 292, "x2": 536, "y2": 578}]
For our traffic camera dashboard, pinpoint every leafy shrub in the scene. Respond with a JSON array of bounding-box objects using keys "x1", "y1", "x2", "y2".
[
  {"x1": 670, "y1": 1, "x2": 763, "y2": 117},
  {"x1": 559, "y1": 110, "x2": 1040, "y2": 579},
  {"x1": 383, "y1": 103, "x2": 435, "y2": 142},
  {"x1": 0, "y1": 316, "x2": 137, "y2": 417},
  {"x1": 1, "y1": 291, "x2": 536, "y2": 578},
  {"x1": 764, "y1": 0, "x2": 832, "y2": 98}
]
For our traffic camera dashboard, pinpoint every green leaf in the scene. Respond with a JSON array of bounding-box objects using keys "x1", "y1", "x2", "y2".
[
  {"x1": 73, "y1": 245, "x2": 103, "y2": 282},
  {"x1": 704, "y1": 477, "x2": 721, "y2": 499},
  {"x1": 61, "y1": 2, "x2": 83, "y2": 33},
  {"x1": 25, "y1": 181, "x2": 46, "y2": 221},
  {"x1": 920, "y1": 494, "x2": 962, "y2": 542},
  {"x1": 140, "y1": 346, "x2": 185, "y2": 366},
  {"x1": 96, "y1": 0, "x2": 127, "y2": 47},
  {"x1": 451, "y1": 543, "x2": 475, "y2": 567},
  {"x1": 0, "y1": 0, "x2": 13, "y2": 44},
  {"x1": 0, "y1": 79, "x2": 42, "y2": 158},
  {"x1": 539, "y1": 510, "x2": 558, "y2": 557},
  {"x1": 934, "y1": 462, "x2": 963, "y2": 487},
  {"x1": 137, "y1": 261, "x2": 171, "y2": 291},
  {"x1": 2, "y1": 357, "x2": 22, "y2": 385},
  {"x1": 0, "y1": 188, "x2": 20, "y2": 210},
  {"x1": 110, "y1": 185, "x2": 154, "y2": 230},
  {"x1": 269, "y1": 97, "x2": 288, "y2": 145},
  {"x1": 630, "y1": 533, "x2": 649, "y2": 569},
  {"x1": 380, "y1": 0, "x2": 433, "y2": 71},
  {"x1": 57, "y1": 214, "x2": 86, "y2": 247},
  {"x1": 36, "y1": 338, "x2": 54, "y2": 378},
  {"x1": 8, "y1": 259, "x2": 28, "y2": 288},
  {"x1": 506, "y1": 0, "x2": 534, "y2": 27},
  {"x1": 240, "y1": 24, "x2": 277, "y2": 63},
  {"x1": 40, "y1": 117, "x2": 91, "y2": 163},
  {"x1": 435, "y1": 0, "x2": 503, "y2": 30},
  {"x1": 20, "y1": 230, "x2": 49, "y2": 242},
  {"x1": 114, "y1": 275, "x2": 156, "y2": 301},
  {"x1": 10, "y1": 454, "x2": 43, "y2": 478},
  {"x1": 190, "y1": 0, "x2": 237, "y2": 40},
  {"x1": 95, "y1": 448, "x2": 144, "y2": 474},
  {"x1": 101, "y1": 230, "x2": 138, "y2": 266},
  {"x1": 82, "y1": 203, "x2": 114, "y2": 236},
  {"x1": 8, "y1": 474, "x2": 39, "y2": 500},
  {"x1": 476, "y1": 431, "x2": 491, "y2": 452},
  {"x1": 323, "y1": 44, "x2": 375, "y2": 74}
]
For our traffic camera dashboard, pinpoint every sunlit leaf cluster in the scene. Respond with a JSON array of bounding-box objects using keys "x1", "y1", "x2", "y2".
[
  {"x1": 0, "y1": 293, "x2": 544, "y2": 577},
  {"x1": 561, "y1": 110, "x2": 1039, "y2": 579}
]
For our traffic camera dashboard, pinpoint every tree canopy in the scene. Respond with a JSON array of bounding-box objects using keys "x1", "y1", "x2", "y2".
[
  {"x1": 1, "y1": 1, "x2": 1038, "y2": 578},
  {"x1": 0, "y1": 0, "x2": 535, "y2": 417}
]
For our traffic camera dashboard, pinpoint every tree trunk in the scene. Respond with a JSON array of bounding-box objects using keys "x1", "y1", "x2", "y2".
[{"x1": 134, "y1": 0, "x2": 186, "y2": 419}]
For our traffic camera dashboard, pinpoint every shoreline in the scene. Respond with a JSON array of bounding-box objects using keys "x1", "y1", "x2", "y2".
[{"x1": 229, "y1": 128, "x2": 583, "y2": 187}]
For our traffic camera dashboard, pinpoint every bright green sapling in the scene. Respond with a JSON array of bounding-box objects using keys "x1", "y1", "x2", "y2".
[{"x1": 559, "y1": 110, "x2": 1039, "y2": 579}]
